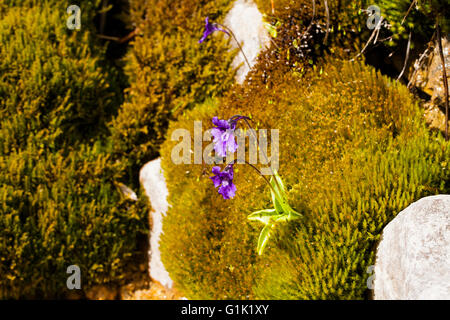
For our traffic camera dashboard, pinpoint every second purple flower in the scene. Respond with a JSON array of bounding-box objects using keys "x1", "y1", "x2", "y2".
[
  {"x1": 211, "y1": 116, "x2": 238, "y2": 157},
  {"x1": 210, "y1": 165, "x2": 236, "y2": 199}
]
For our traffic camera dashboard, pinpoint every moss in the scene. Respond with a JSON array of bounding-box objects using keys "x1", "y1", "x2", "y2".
[
  {"x1": 255, "y1": 131, "x2": 449, "y2": 299},
  {"x1": 0, "y1": 3, "x2": 148, "y2": 298},
  {"x1": 253, "y1": 0, "x2": 371, "y2": 61},
  {"x1": 378, "y1": 0, "x2": 450, "y2": 46},
  {"x1": 0, "y1": 2, "x2": 121, "y2": 149},
  {"x1": 159, "y1": 58, "x2": 449, "y2": 299},
  {"x1": 109, "y1": 0, "x2": 237, "y2": 186},
  {"x1": 0, "y1": 143, "x2": 149, "y2": 299}
]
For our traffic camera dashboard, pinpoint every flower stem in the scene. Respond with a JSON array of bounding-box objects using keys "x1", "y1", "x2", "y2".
[
  {"x1": 216, "y1": 23, "x2": 252, "y2": 70},
  {"x1": 242, "y1": 118, "x2": 271, "y2": 166},
  {"x1": 226, "y1": 159, "x2": 277, "y2": 195},
  {"x1": 246, "y1": 161, "x2": 276, "y2": 193},
  {"x1": 228, "y1": 114, "x2": 284, "y2": 193},
  {"x1": 241, "y1": 118, "x2": 284, "y2": 191}
]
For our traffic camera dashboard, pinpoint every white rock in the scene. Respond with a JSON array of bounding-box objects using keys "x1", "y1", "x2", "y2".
[
  {"x1": 374, "y1": 195, "x2": 450, "y2": 300},
  {"x1": 224, "y1": 0, "x2": 271, "y2": 84},
  {"x1": 139, "y1": 158, "x2": 173, "y2": 289}
]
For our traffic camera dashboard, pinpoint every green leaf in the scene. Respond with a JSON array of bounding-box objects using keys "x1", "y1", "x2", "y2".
[
  {"x1": 264, "y1": 22, "x2": 278, "y2": 38},
  {"x1": 269, "y1": 171, "x2": 286, "y2": 213},
  {"x1": 272, "y1": 170, "x2": 285, "y2": 191},
  {"x1": 247, "y1": 208, "x2": 279, "y2": 225},
  {"x1": 270, "y1": 186, "x2": 284, "y2": 214},
  {"x1": 269, "y1": 172, "x2": 298, "y2": 215},
  {"x1": 249, "y1": 172, "x2": 303, "y2": 255},
  {"x1": 257, "y1": 224, "x2": 272, "y2": 255},
  {"x1": 272, "y1": 213, "x2": 300, "y2": 222}
]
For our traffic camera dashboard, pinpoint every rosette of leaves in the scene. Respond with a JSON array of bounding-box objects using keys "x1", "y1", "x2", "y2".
[{"x1": 248, "y1": 171, "x2": 301, "y2": 255}]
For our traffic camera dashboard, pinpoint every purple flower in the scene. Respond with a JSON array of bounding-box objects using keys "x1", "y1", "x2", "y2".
[
  {"x1": 211, "y1": 116, "x2": 238, "y2": 157},
  {"x1": 199, "y1": 17, "x2": 230, "y2": 43},
  {"x1": 210, "y1": 165, "x2": 237, "y2": 199}
]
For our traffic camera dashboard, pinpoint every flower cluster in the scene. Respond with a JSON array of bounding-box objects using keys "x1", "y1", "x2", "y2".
[
  {"x1": 208, "y1": 114, "x2": 301, "y2": 254},
  {"x1": 209, "y1": 116, "x2": 240, "y2": 199}
]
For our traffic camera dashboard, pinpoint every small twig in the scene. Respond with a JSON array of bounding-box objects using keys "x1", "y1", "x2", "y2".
[
  {"x1": 377, "y1": 36, "x2": 393, "y2": 43},
  {"x1": 436, "y1": 23, "x2": 449, "y2": 141},
  {"x1": 97, "y1": 28, "x2": 140, "y2": 44},
  {"x1": 271, "y1": 0, "x2": 275, "y2": 14},
  {"x1": 299, "y1": 0, "x2": 316, "y2": 41},
  {"x1": 323, "y1": 0, "x2": 330, "y2": 44},
  {"x1": 401, "y1": 0, "x2": 417, "y2": 25},
  {"x1": 269, "y1": 36, "x2": 280, "y2": 49},
  {"x1": 398, "y1": 32, "x2": 412, "y2": 80},
  {"x1": 407, "y1": 47, "x2": 431, "y2": 88},
  {"x1": 97, "y1": 34, "x2": 120, "y2": 41},
  {"x1": 99, "y1": 0, "x2": 108, "y2": 34},
  {"x1": 351, "y1": 16, "x2": 384, "y2": 61},
  {"x1": 373, "y1": 22, "x2": 381, "y2": 44},
  {"x1": 407, "y1": 32, "x2": 435, "y2": 89},
  {"x1": 117, "y1": 28, "x2": 141, "y2": 43}
]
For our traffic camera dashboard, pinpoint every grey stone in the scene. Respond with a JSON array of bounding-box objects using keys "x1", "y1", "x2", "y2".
[
  {"x1": 139, "y1": 158, "x2": 173, "y2": 289},
  {"x1": 374, "y1": 195, "x2": 450, "y2": 300},
  {"x1": 223, "y1": 0, "x2": 271, "y2": 84}
]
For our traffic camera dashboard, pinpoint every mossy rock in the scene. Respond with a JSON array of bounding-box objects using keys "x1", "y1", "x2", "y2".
[
  {"x1": 108, "y1": 0, "x2": 377, "y2": 187},
  {"x1": 159, "y1": 58, "x2": 450, "y2": 299},
  {"x1": 0, "y1": 2, "x2": 121, "y2": 150},
  {"x1": 253, "y1": 0, "x2": 371, "y2": 61},
  {"x1": 0, "y1": 2, "x2": 149, "y2": 298},
  {"x1": 0, "y1": 143, "x2": 149, "y2": 299}
]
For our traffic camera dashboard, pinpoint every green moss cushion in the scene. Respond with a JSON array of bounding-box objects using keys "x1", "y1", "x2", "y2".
[{"x1": 160, "y1": 59, "x2": 450, "y2": 299}]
